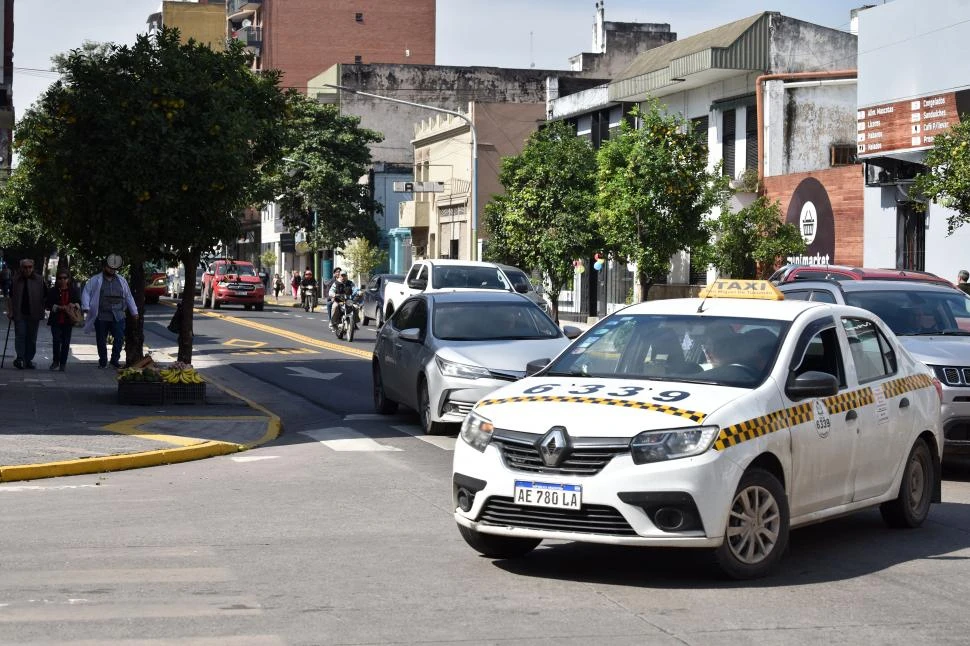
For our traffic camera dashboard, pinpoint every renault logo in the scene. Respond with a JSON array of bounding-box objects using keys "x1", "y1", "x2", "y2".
[{"x1": 539, "y1": 426, "x2": 568, "y2": 467}]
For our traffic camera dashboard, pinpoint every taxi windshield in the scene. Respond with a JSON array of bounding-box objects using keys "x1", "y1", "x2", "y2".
[{"x1": 545, "y1": 314, "x2": 789, "y2": 388}]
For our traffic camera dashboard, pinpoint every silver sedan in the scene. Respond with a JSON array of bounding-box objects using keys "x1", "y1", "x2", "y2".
[{"x1": 372, "y1": 291, "x2": 580, "y2": 434}]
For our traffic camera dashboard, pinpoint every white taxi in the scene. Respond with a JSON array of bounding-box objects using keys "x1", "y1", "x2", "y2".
[{"x1": 452, "y1": 280, "x2": 944, "y2": 579}]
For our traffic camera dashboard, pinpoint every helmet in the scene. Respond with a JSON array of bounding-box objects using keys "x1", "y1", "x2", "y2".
[
  {"x1": 105, "y1": 254, "x2": 123, "y2": 270},
  {"x1": 339, "y1": 270, "x2": 348, "y2": 277}
]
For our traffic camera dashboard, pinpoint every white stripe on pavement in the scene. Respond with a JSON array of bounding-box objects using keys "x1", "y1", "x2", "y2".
[
  {"x1": 299, "y1": 427, "x2": 402, "y2": 451},
  {"x1": 392, "y1": 425, "x2": 457, "y2": 451}
]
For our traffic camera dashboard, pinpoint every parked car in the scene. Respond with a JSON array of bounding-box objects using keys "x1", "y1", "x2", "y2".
[
  {"x1": 145, "y1": 272, "x2": 168, "y2": 304},
  {"x1": 779, "y1": 279, "x2": 970, "y2": 457},
  {"x1": 200, "y1": 259, "x2": 265, "y2": 311},
  {"x1": 360, "y1": 273, "x2": 404, "y2": 327},
  {"x1": 771, "y1": 263, "x2": 954, "y2": 287},
  {"x1": 372, "y1": 291, "x2": 581, "y2": 435},
  {"x1": 495, "y1": 264, "x2": 551, "y2": 314},
  {"x1": 382, "y1": 259, "x2": 519, "y2": 321},
  {"x1": 454, "y1": 279, "x2": 943, "y2": 578}
]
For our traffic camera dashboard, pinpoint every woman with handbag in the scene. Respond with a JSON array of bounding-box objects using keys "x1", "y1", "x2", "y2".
[{"x1": 45, "y1": 271, "x2": 82, "y2": 371}]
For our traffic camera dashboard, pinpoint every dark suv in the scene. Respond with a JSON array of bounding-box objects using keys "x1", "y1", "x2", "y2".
[
  {"x1": 779, "y1": 279, "x2": 970, "y2": 456},
  {"x1": 771, "y1": 264, "x2": 953, "y2": 287}
]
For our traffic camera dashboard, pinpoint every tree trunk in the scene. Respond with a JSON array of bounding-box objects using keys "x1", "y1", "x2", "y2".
[
  {"x1": 125, "y1": 257, "x2": 146, "y2": 366},
  {"x1": 177, "y1": 252, "x2": 200, "y2": 364},
  {"x1": 637, "y1": 269, "x2": 653, "y2": 303}
]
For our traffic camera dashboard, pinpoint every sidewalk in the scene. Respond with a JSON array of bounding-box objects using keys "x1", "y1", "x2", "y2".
[{"x1": 0, "y1": 317, "x2": 280, "y2": 483}]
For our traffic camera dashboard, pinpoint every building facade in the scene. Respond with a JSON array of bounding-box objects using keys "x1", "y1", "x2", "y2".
[
  {"x1": 147, "y1": 0, "x2": 227, "y2": 49},
  {"x1": 0, "y1": 0, "x2": 13, "y2": 177},
  {"x1": 857, "y1": 0, "x2": 970, "y2": 282}
]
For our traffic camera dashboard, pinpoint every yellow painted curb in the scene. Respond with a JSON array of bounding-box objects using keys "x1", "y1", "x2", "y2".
[{"x1": 0, "y1": 441, "x2": 239, "y2": 483}]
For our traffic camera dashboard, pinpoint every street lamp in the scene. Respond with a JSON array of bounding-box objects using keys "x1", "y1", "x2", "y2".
[
  {"x1": 322, "y1": 83, "x2": 479, "y2": 261},
  {"x1": 281, "y1": 157, "x2": 320, "y2": 280}
]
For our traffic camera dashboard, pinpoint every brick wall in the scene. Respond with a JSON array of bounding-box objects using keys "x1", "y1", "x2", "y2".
[
  {"x1": 762, "y1": 165, "x2": 864, "y2": 266},
  {"x1": 265, "y1": 0, "x2": 436, "y2": 93}
]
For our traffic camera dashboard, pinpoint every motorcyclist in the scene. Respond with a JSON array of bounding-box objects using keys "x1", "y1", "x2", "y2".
[
  {"x1": 328, "y1": 270, "x2": 356, "y2": 331},
  {"x1": 300, "y1": 269, "x2": 318, "y2": 311}
]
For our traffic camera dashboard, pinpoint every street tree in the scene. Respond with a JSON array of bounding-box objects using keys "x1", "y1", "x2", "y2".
[
  {"x1": 483, "y1": 121, "x2": 599, "y2": 320},
  {"x1": 271, "y1": 93, "x2": 384, "y2": 256},
  {"x1": 912, "y1": 119, "x2": 970, "y2": 233},
  {"x1": 703, "y1": 196, "x2": 806, "y2": 279},
  {"x1": 12, "y1": 28, "x2": 287, "y2": 364},
  {"x1": 596, "y1": 102, "x2": 730, "y2": 300},
  {"x1": 341, "y1": 237, "x2": 386, "y2": 285}
]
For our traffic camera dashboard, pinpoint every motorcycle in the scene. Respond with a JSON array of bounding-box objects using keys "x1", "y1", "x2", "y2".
[
  {"x1": 332, "y1": 291, "x2": 362, "y2": 341},
  {"x1": 301, "y1": 284, "x2": 318, "y2": 312}
]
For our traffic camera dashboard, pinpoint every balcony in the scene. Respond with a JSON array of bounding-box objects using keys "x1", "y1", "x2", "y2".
[
  {"x1": 228, "y1": 0, "x2": 262, "y2": 18},
  {"x1": 399, "y1": 200, "x2": 429, "y2": 229},
  {"x1": 233, "y1": 26, "x2": 263, "y2": 50}
]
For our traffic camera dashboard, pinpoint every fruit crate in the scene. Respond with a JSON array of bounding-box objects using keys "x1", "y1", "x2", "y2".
[{"x1": 117, "y1": 382, "x2": 206, "y2": 405}]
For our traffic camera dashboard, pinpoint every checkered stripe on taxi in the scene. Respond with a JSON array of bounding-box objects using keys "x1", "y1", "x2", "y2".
[
  {"x1": 474, "y1": 395, "x2": 707, "y2": 423},
  {"x1": 822, "y1": 387, "x2": 874, "y2": 415},
  {"x1": 713, "y1": 403, "x2": 812, "y2": 451},
  {"x1": 881, "y1": 373, "x2": 934, "y2": 399}
]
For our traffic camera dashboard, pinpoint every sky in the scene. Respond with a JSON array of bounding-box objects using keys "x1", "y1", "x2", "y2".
[{"x1": 12, "y1": 0, "x2": 867, "y2": 126}]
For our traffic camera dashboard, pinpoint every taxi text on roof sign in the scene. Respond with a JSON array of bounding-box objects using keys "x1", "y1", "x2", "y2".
[{"x1": 697, "y1": 279, "x2": 785, "y2": 301}]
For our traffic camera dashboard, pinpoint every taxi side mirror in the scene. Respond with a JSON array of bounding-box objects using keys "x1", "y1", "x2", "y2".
[
  {"x1": 526, "y1": 358, "x2": 550, "y2": 376},
  {"x1": 786, "y1": 371, "x2": 839, "y2": 400},
  {"x1": 562, "y1": 325, "x2": 582, "y2": 340}
]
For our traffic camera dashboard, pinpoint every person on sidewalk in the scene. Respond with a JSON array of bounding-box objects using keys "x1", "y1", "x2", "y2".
[
  {"x1": 956, "y1": 270, "x2": 970, "y2": 295},
  {"x1": 5, "y1": 258, "x2": 46, "y2": 369},
  {"x1": 290, "y1": 270, "x2": 301, "y2": 299},
  {"x1": 81, "y1": 254, "x2": 139, "y2": 369},
  {"x1": 273, "y1": 273, "x2": 284, "y2": 301},
  {"x1": 45, "y1": 270, "x2": 81, "y2": 371}
]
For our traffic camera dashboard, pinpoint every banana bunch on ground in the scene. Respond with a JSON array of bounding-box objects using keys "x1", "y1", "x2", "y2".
[
  {"x1": 117, "y1": 367, "x2": 162, "y2": 383},
  {"x1": 159, "y1": 367, "x2": 204, "y2": 384}
]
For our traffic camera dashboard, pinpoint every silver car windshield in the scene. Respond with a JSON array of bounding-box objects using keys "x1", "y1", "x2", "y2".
[
  {"x1": 544, "y1": 314, "x2": 789, "y2": 388},
  {"x1": 844, "y1": 290, "x2": 970, "y2": 336},
  {"x1": 433, "y1": 302, "x2": 561, "y2": 341}
]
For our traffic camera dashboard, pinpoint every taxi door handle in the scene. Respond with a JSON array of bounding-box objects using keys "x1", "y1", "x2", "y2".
[
  {"x1": 899, "y1": 397, "x2": 910, "y2": 409},
  {"x1": 845, "y1": 410, "x2": 858, "y2": 422}
]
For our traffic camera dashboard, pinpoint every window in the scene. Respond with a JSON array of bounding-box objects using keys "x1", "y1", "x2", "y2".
[
  {"x1": 898, "y1": 203, "x2": 925, "y2": 271},
  {"x1": 745, "y1": 107, "x2": 758, "y2": 171},
  {"x1": 355, "y1": 12, "x2": 363, "y2": 22},
  {"x1": 809, "y1": 290, "x2": 837, "y2": 304},
  {"x1": 793, "y1": 327, "x2": 845, "y2": 385},
  {"x1": 842, "y1": 317, "x2": 896, "y2": 383},
  {"x1": 354, "y1": 55, "x2": 362, "y2": 64},
  {"x1": 722, "y1": 109, "x2": 736, "y2": 179},
  {"x1": 830, "y1": 144, "x2": 857, "y2": 166},
  {"x1": 393, "y1": 298, "x2": 427, "y2": 335},
  {"x1": 690, "y1": 116, "x2": 709, "y2": 153}
]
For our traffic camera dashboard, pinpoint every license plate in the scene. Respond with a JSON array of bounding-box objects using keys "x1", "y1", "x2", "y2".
[
  {"x1": 233, "y1": 291, "x2": 249, "y2": 296},
  {"x1": 513, "y1": 480, "x2": 582, "y2": 510}
]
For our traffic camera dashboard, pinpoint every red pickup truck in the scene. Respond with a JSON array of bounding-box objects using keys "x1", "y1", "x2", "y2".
[{"x1": 200, "y1": 259, "x2": 265, "y2": 311}]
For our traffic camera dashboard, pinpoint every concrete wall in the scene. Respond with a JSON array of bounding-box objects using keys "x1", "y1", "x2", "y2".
[
  {"x1": 372, "y1": 165, "x2": 412, "y2": 232},
  {"x1": 164, "y1": 1, "x2": 226, "y2": 50},
  {"x1": 768, "y1": 14, "x2": 857, "y2": 73},
  {"x1": 569, "y1": 22, "x2": 677, "y2": 77},
  {"x1": 763, "y1": 80, "x2": 858, "y2": 176},
  {"x1": 264, "y1": 0, "x2": 435, "y2": 94}
]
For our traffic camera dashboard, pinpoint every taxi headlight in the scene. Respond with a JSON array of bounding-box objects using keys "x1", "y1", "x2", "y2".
[
  {"x1": 460, "y1": 411, "x2": 494, "y2": 452},
  {"x1": 630, "y1": 426, "x2": 719, "y2": 464},
  {"x1": 436, "y1": 356, "x2": 491, "y2": 380}
]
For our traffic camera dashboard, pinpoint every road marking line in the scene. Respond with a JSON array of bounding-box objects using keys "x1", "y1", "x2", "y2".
[
  {"x1": 300, "y1": 427, "x2": 402, "y2": 452},
  {"x1": 230, "y1": 455, "x2": 280, "y2": 462},
  {"x1": 344, "y1": 413, "x2": 409, "y2": 421},
  {"x1": 392, "y1": 425, "x2": 457, "y2": 451},
  {"x1": 0, "y1": 484, "x2": 102, "y2": 492}
]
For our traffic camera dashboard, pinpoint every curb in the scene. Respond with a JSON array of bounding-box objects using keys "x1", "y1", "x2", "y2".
[{"x1": 0, "y1": 369, "x2": 283, "y2": 484}]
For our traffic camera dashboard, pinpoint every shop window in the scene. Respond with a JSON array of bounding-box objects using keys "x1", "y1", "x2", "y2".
[{"x1": 897, "y1": 202, "x2": 925, "y2": 271}]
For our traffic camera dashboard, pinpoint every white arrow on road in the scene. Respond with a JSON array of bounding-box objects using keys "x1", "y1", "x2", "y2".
[{"x1": 285, "y1": 367, "x2": 341, "y2": 380}]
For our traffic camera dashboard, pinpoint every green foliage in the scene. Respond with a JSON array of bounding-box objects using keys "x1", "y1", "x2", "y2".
[
  {"x1": 704, "y1": 196, "x2": 806, "y2": 279},
  {"x1": 483, "y1": 121, "x2": 599, "y2": 320},
  {"x1": 912, "y1": 119, "x2": 970, "y2": 233},
  {"x1": 260, "y1": 249, "x2": 278, "y2": 270},
  {"x1": 341, "y1": 237, "x2": 387, "y2": 283},
  {"x1": 11, "y1": 28, "x2": 289, "y2": 362},
  {"x1": 269, "y1": 93, "x2": 384, "y2": 251},
  {"x1": 596, "y1": 102, "x2": 730, "y2": 299}
]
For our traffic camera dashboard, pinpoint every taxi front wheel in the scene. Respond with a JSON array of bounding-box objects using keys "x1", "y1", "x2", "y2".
[
  {"x1": 880, "y1": 438, "x2": 933, "y2": 529},
  {"x1": 715, "y1": 468, "x2": 790, "y2": 580},
  {"x1": 458, "y1": 524, "x2": 540, "y2": 559}
]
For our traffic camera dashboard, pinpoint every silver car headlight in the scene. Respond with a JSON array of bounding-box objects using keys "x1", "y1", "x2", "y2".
[
  {"x1": 460, "y1": 411, "x2": 494, "y2": 452},
  {"x1": 435, "y1": 356, "x2": 491, "y2": 380},
  {"x1": 630, "y1": 426, "x2": 720, "y2": 464}
]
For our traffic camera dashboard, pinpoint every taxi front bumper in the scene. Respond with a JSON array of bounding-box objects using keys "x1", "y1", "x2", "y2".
[{"x1": 452, "y1": 436, "x2": 742, "y2": 548}]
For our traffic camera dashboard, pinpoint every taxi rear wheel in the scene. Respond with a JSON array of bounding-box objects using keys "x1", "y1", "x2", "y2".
[
  {"x1": 715, "y1": 468, "x2": 789, "y2": 580},
  {"x1": 457, "y1": 524, "x2": 540, "y2": 559},
  {"x1": 880, "y1": 438, "x2": 933, "y2": 529}
]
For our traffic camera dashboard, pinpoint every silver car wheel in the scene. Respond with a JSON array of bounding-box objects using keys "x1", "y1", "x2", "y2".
[{"x1": 726, "y1": 485, "x2": 781, "y2": 565}]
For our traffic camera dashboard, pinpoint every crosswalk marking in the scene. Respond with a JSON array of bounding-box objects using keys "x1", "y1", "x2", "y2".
[
  {"x1": 230, "y1": 455, "x2": 280, "y2": 462},
  {"x1": 299, "y1": 427, "x2": 402, "y2": 451},
  {"x1": 392, "y1": 425, "x2": 457, "y2": 451}
]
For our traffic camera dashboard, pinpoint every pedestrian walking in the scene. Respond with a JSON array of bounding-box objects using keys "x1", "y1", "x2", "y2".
[
  {"x1": 45, "y1": 270, "x2": 82, "y2": 371},
  {"x1": 290, "y1": 270, "x2": 301, "y2": 299},
  {"x1": 273, "y1": 273, "x2": 284, "y2": 301},
  {"x1": 81, "y1": 254, "x2": 139, "y2": 369},
  {"x1": 5, "y1": 258, "x2": 46, "y2": 369}
]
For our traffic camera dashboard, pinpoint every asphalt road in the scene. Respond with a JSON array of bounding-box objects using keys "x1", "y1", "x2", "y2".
[{"x1": 4, "y1": 298, "x2": 970, "y2": 645}]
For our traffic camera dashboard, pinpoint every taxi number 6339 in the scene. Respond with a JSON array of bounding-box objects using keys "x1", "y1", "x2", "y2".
[{"x1": 514, "y1": 480, "x2": 583, "y2": 510}]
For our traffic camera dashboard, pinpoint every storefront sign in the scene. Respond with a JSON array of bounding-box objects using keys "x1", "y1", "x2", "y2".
[
  {"x1": 857, "y1": 90, "x2": 969, "y2": 157},
  {"x1": 785, "y1": 177, "x2": 835, "y2": 264}
]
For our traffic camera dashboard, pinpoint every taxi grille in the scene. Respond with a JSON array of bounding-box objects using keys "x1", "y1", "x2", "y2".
[
  {"x1": 477, "y1": 496, "x2": 636, "y2": 536},
  {"x1": 493, "y1": 430, "x2": 628, "y2": 476}
]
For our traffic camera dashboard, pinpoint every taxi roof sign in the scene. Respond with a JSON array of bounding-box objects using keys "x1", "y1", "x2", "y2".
[{"x1": 697, "y1": 279, "x2": 785, "y2": 300}]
